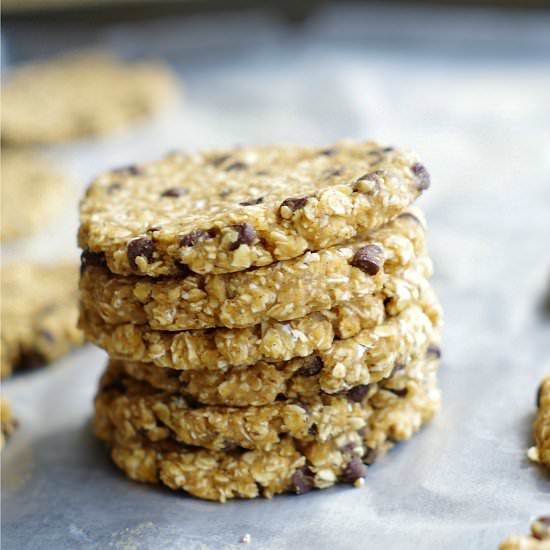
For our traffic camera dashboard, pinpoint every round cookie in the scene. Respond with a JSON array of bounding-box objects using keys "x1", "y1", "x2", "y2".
[
  {"x1": 1, "y1": 150, "x2": 67, "y2": 242},
  {"x1": 95, "y1": 354, "x2": 440, "y2": 501},
  {"x1": 78, "y1": 141, "x2": 431, "y2": 277},
  {"x1": 2, "y1": 51, "x2": 179, "y2": 145},
  {"x1": 112, "y1": 300, "x2": 440, "y2": 406},
  {"x1": 79, "y1": 212, "x2": 427, "y2": 331},
  {"x1": 1, "y1": 262, "x2": 84, "y2": 378}
]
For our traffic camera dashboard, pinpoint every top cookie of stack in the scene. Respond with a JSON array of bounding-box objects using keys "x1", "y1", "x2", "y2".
[{"x1": 78, "y1": 140, "x2": 429, "y2": 278}]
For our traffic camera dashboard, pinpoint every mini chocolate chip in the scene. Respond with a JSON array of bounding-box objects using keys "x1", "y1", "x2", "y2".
[
  {"x1": 17, "y1": 350, "x2": 46, "y2": 371},
  {"x1": 227, "y1": 223, "x2": 257, "y2": 251},
  {"x1": 107, "y1": 182, "x2": 122, "y2": 193},
  {"x1": 411, "y1": 162, "x2": 430, "y2": 190},
  {"x1": 356, "y1": 170, "x2": 384, "y2": 183},
  {"x1": 113, "y1": 164, "x2": 142, "y2": 176},
  {"x1": 127, "y1": 237, "x2": 155, "y2": 271},
  {"x1": 342, "y1": 456, "x2": 368, "y2": 483},
  {"x1": 381, "y1": 146, "x2": 394, "y2": 152},
  {"x1": 275, "y1": 393, "x2": 287, "y2": 402},
  {"x1": 239, "y1": 197, "x2": 264, "y2": 206},
  {"x1": 351, "y1": 244, "x2": 385, "y2": 276},
  {"x1": 291, "y1": 467, "x2": 313, "y2": 495},
  {"x1": 308, "y1": 424, "x2": 318, "y2": 436},
  {"x1": 161, "y1": 187, "x2": 188, "y2": 198},
  {"x1": 280, "y1": 196, "x2": 310, "y2": 212},
  {"x1": 536, "y1": 516, "x2": 550, "y2": 525},
  {"x1": 174, "y1": 261, "x2": 193, "y2": 277},
  {"x1": 210, "y1": 154, "x2": 231, "y2": 167},
  {"x1": 319, "y1": 148, "x2": 336, "y2": 156},
  {"x1": 388, "y1": 387, "x2": 408, "y2": 397},
  {"x1": 347, "y1": 384, "x2": 370, "y2": 403},
  {"x1": 180, "y1": 229, "x2": 216, "y2": 247},
  {"x1": 297, "y1": 356, "x2": 324, "y2": 377},
  {"x1": 136, "y1": 427, "x2": 148, "y2": 437},
  {"x1": 324, "y1": 167, "x2": 344, "y2": 178},
  {"x1": 102, "y1": 380, "x2": 126, "y2": 393},
  {"x1": 38, "y1": 330, "x2": 55, "y2": 344},
  {"x1": 225, "y1": 161, "x2": 247, "y2": 172},
  {"x1": 353, "y1": 170, "x2": 384, "y2": 193},
  {"x1": 363, "y1": 447, "x2": 379, "y2": 465},
  {"x1": 147, "y1": 226, "x2": 161, "y2": 233},
  {"x1": 427, "y1": 344, "x2": 442, "y2": 359},
  {"x1": 342, "y1": 442, "x2": 358, "y2": 455},
  {"x1": 536, "y1": 383, "x2": 544, "y2": 408},
  {"x1": 80, "y1": 250, "x2": 106, "y2": 275}
]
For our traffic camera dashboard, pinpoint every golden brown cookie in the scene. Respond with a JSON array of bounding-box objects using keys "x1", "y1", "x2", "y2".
[
  {"x1": 95, "y1": 352, "x2": 440, "y2": 501},
  {"x1": 528, "y1": 376, "x2": 550, "y2": 467},
  {"x1": 1, "y1": 150, "x2": 67, "y2": 242},
  {"x1": 79, "y1": 212, "x2": 427, "y2": 331},
  {"x1": 1, "y1": 262, "x2": 84, "y2": 378},
  {"x1": 2, "y1": 51, "x2": 179, "y2": 145},
  {"x1": 78, "y1": 141, "x2": 430, "y2": 276}
]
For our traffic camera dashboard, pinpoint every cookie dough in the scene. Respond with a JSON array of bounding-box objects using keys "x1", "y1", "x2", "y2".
[
  {"x1": 95, "y1": 352, "x2": 440, "y2": 501},
  {"x1": 1, "y1": 398, "x2": 17, "y2": 449},
  {"x1": 111, "y1": 297, "x2": 440, "y2": 406},
  {"x1": 2, "y1": 51, "x2": 179, "y2": 145},
  {"x1": 1, "y1": 150, "x2": 67, "y2": 242},
  {"x1": 79, "y1": 212, "x2": 428, "y2": 331},
  {"x1": 78, "y1": 141, "x2": 430, "y2": 276},
  {"x1": 499, "y1": 517, "x2": 550, "y2": 550},
  {"x1": 528, "y1": 376, "x2": 550, "y2": 467},
  {"x1": 1, "y1": 263, "x2": 84, "y2": 378}
]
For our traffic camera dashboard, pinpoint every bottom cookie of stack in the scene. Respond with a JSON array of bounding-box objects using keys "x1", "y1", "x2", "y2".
[{"x1": 94, "y1": 349, "x2": 440, "y2": 501}]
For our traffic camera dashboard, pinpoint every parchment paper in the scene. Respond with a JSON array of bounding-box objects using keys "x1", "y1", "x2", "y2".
[{"x1": 2, "y1": 5, "x2": 550, "y2": 549}]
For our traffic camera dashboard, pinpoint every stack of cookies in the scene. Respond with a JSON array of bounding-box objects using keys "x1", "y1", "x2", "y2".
[{"x1": 78, "y1": 140, "x2": 442, "y2": 501}]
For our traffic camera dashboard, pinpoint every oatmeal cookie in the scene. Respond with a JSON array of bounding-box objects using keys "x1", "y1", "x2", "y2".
[
  {"x1": 1, "y1": 263, "x2": 84, "y2": 378},
  {"x1": 1, "y1": 150, "x2": 67, "y2": 242},
  {"x1": 112, "y1": 299, "x2": 440, "y2": 406},
  {"x1": 78, "y1": 141, "x2": 430, "y2": 276},
  {"x1": 2, "y1": 51, "x2": 179, "y2": 145},
  {"x1": 94, "y1": 353, "x2": 440, "y2": 501},
  {"x1": 79, "y1": 212, "x2": 427, "y2": 331}
]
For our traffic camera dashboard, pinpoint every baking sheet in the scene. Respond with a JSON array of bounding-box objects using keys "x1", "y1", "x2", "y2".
[{"x1": 2, "y1": 5, "x2": 550, "y2": 549}]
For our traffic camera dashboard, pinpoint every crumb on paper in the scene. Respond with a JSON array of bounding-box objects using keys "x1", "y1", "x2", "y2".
[
  {"x1": 527, "y1": 446, "x2": 540, "y2": 463},
  {"x1": 241, "y1": 533, "x2": 251, "y2": 544},
  {"x1": 353, "y1": 477, "x2": 365, "y2": 488}
]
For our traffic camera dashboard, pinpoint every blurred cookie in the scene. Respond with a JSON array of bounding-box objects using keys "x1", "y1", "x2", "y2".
[
  {"x1": 527, "y1": 376, "x2": 550, "y2": 467},
  {"x1": 1, "y1": 150, "x2": 67, "y2": 242},
  {"x1": 2, "y1": 51, "x2": 179, "y2": 145},
  {"x1": 0, "y1": 398, "x2": 17, "y2": 449},
  {"x1": 1, "y1": 262, "x2": 84, "y2": 378}
]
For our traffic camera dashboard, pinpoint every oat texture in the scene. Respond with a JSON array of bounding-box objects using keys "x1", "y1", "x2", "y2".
[
  {"x1": 1, "y1": 263, "x2": 84, "y2": 378},
  {"x1": 1, "y1": 150, "x2": 67, "y2": 241},
  {"x1": 107, "y1": 295, "x2": 440, "y2": 406},
  {"x1": 2, "y1": 51, "x2": 179, "y2": 145},
  {"x1": 78, "y1": 141, "x2": 430, "y2": 276},
  {"x1": 499, "y1": 517, "x2": 550, "y2": 550},
  {"x1": 80, "y1": 255, "x2": 434, "y2": 370},
  {"x1": 528, "y1": 376, "x2": 550, "y2": 467},
  {"x1": 79, "y1": 212, "x2": 427, "y2": 330},
  {"x1": 94, "y1": 352, "x2": 440, "y2": 501},
  {"x1": 1, "y1": 398, "x2": 17, "y2": 449}
]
